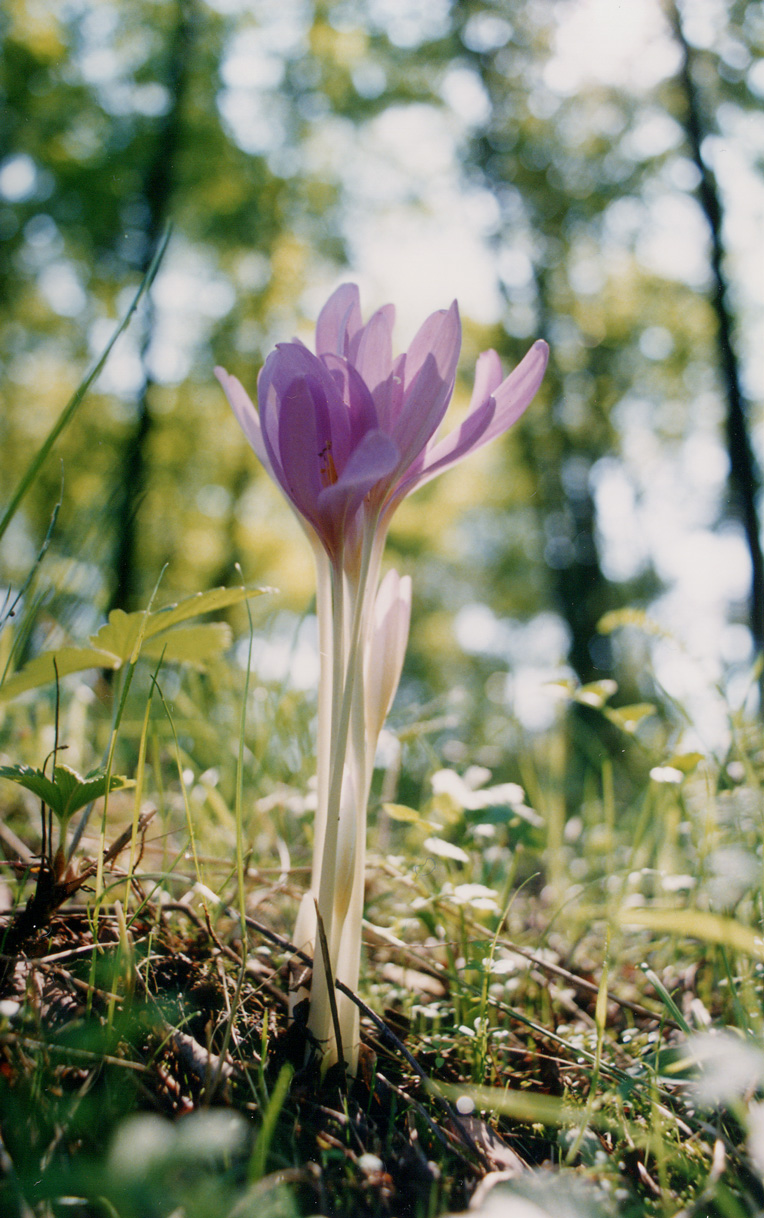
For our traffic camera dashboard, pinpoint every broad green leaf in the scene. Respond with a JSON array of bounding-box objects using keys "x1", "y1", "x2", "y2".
[
  {"x1": 89, "y1": 609, "x2": 144, "y2": 663},
  {"x1": 0, "y1": 585, "x2": 268, "y2": 700},
  {"x1": 142, "y1": 622, "x2": 232, "y2": 664},
  {"x1": 604, "y1": 703, "x2": 656, "y2": 733},
  {"x1": 143, "y1": 585, "x2": 269, "y2": 637},
  {"x1": 89, "y1": 587, "x2": 266, "y2": 660},
  {"x1": 0, "y1": 646, "x2": 121, "y2": 701},
  {"x1": 0, "y1": 763, "x2": 133, "y2": 822},
  {"x1": 620, "y1": 907, "x2": 764, "y2": 961}
]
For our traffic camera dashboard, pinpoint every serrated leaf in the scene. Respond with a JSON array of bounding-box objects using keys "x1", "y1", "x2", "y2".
[
  {"x1": 89, "y1": 587, "x2": 266, "y2": 660},
  {"x1": 0, "y1": 646, "x2": 121, "y2": 701},
  {"x1": 90, "y1": 609, "x2": 143, "y2": 663},
  {"x1": 143, "y1": 622, "x2": 232, "y2": 664},
  {"x1": 0, "y1": 585, "x2": 269, "y2": 700},
  {"x1": 0, "y1": 763, "x2": 133, "y2": 822},
  {"x1": 604, "y1": 703, "x2": 656, "y2": 733},
  {"x1": 143, "y1": 585, "x2": 268, "y2": 637}
]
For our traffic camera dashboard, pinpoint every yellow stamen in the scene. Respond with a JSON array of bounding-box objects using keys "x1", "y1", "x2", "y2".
[{"x1": 319, "y1": 441, "x2": 338, "y2": 487}]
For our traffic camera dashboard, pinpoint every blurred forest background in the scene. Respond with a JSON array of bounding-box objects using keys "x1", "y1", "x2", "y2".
[{"x1": 1, "y1": 0, "x2": 763, "y2": 764}]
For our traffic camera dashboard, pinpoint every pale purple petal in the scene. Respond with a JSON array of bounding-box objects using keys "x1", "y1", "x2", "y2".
[
  {"x1": 260, "y1": 342, "x2": 352, "y2": 469},
  {"x1": 315, "y1": 284, "x2": 362, "y2": 357},
  {"x1": 468, "y1": 349, "x2": 504, "y2": 412},
  {"x1": 275, "y1": 377, "x2": 326, "y2": 525},
  {"x1": 257, "y1": 350, "x2": 290, "y2": 471},
  {"x1": 385, "y1": 353, "x2": 406, "y2": 431},
  {"x1": 320, "y1": 353, "x2": 378, "y2": 451},
  {"x1": 400, "y1": 301, "x2": 461, "y2": 406},
  {"x1": 214, "y1": 366, "x2": 273, "y2": 477},
  {"x1": 391, "y1": 339, "x2": 548, "y2": 503},
  {"x1": 317, "y1": 431, "x2": 399, "y2": 536},
  {"x1": 477, "y1": 339, "x2": 549, "y2": 446},
  {"x1": 388, "y1": 301, "x2": 461, "y2": 469},
  {"x1": 395, "y1": 395, "x2": 497, "y2": 500},
  {"x1": 348, "y1": 304, "x2": 395, "y2": 396}
]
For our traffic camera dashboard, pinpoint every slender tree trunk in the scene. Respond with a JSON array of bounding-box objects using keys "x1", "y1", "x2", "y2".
[
  {"x1": 501, "y1": 274, "x2": 612, "y2": 684},
  {"x1": 667, "y1": 0, "x2": 764, "y2": 651},
  {"x1": 109, "y1": 0, "x2": 194, "y2": 612}
]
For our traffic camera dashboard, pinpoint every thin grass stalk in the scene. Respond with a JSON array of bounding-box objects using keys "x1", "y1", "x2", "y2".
[
  {"x1": 235, "y1": 587, "x2": 256, "y2": 930},
  {"x1": 85, "y1": 657, "x2": 137, "y2": 1013},
  {"x1": 124, "y1": 663, "x2": 160, "y2": 907}
]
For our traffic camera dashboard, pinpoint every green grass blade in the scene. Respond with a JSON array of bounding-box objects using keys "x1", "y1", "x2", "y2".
[{"x1": 248, "y1": 1062, "x2": 294, "y2": 1183}]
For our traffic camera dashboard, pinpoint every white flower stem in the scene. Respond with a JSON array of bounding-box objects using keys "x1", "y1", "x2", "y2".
[
  {"x1": 311, "y1": 546, "x2": 334, "y2": 886},
  {"x1": 308, "y1": 527, "x2": 377, "y2": 1070}
]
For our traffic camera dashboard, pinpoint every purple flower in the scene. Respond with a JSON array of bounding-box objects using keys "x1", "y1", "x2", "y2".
[
  {"x1": 215, "y1": 283, "x2": 549, "y2": 1074},
  {"x1": 215, "y1": 284, "x2": 548, "y2": 563}
]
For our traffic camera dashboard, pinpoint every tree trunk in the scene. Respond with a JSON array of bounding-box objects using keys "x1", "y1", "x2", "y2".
[
  {"x1": 667, "y1": 0, "x2": 764, "y2": 651},
  {"x1": 109, "y1": 0, "x2": 194, "y2": 612}
]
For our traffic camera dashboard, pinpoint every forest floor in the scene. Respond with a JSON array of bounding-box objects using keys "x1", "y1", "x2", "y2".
[{"x1": 1, "y1": 795, "x2": 762, "y2": 1218}]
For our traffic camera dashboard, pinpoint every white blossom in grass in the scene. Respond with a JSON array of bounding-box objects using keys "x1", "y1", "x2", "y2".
[
  {"x1": 649, "y1": 765, "x2": 684, "y2": 784},
  {"x1": 450, "y1": 883, "x2": 500, "y2": 913},
  {"x1": 688, "y1": 1031, "x2": 764, "y2": 1107},
  {"x1": 432, "y1": 767, "x2": 527, "y2": 810},
  {"x1": 423, "y1": 836, "x2": 470, "y2": 863}
]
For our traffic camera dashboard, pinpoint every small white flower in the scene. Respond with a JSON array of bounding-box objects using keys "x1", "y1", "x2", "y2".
[
  {"x1": 649, "y1": 765, "x2": 684, "y2": 784},
  {"x1": 423, "y1": 836, "x2": 470, "y2": 863}
]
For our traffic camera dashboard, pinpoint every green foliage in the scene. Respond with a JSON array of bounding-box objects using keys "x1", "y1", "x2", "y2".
[
  {"x1": 0, "y1": 761, "x2": 132, "y2": 824},
  {"x1": 0, "y1": 584, "x2": 267, "y2": 699}
]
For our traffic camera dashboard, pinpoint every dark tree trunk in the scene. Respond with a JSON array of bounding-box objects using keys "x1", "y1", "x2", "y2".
[
  {"x1": 667, "y1": 0, "x2": 764, "y2": 651},
  {"x1": 109, "y1": 0, "x2": 194, "y2": 612}
]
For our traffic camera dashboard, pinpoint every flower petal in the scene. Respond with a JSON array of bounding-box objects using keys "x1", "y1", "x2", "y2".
[
  {"x1": 261, "y1": 342, "x2": 352, "y2": 470},
  {"x1": 275, "y1": 376, "x2": 326, "y2": 525},
  {"x1": 349, "y1": 304, "x2": 395, "y2": 399},
  {"x1": 214, "y1": 366, "x2": 273, "y2": 476},
  {"x1": 320, "y1": 353, "x2": 379, "y2": 452},
  {"x1": 390, "y1": 301, "x2": 461, "y2": 470},
  {"x1": 402, "y1": 301, "x2": 461, "y2": 404},
  {"x1": 395, "y1": 395, "x2": 497, "y2": 500},
  {"x1": 468, "y1": 349, "x2": 504, "y2": 412},
  {"x1": 315, "y1": 283, "x2": 362, "y2": 357},
  {"x1": 478, "y1": 339, "x2": 549, "y2": 446},
  {"x1": 317, "y1": 430, "x2": 399, "y2": 540},
  {"x1": 391, "y1": 339, "x2": 548, "y2": 503}
]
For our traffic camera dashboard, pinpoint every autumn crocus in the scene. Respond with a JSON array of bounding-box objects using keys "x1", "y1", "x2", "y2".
[{"x1": 215, "y1": 284, "x2": 548, "y2": 1074}]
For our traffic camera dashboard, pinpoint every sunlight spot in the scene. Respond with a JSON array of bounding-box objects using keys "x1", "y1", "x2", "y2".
[{"x1": 0, "y1": 154, "x2": 37, "y2": 202}]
